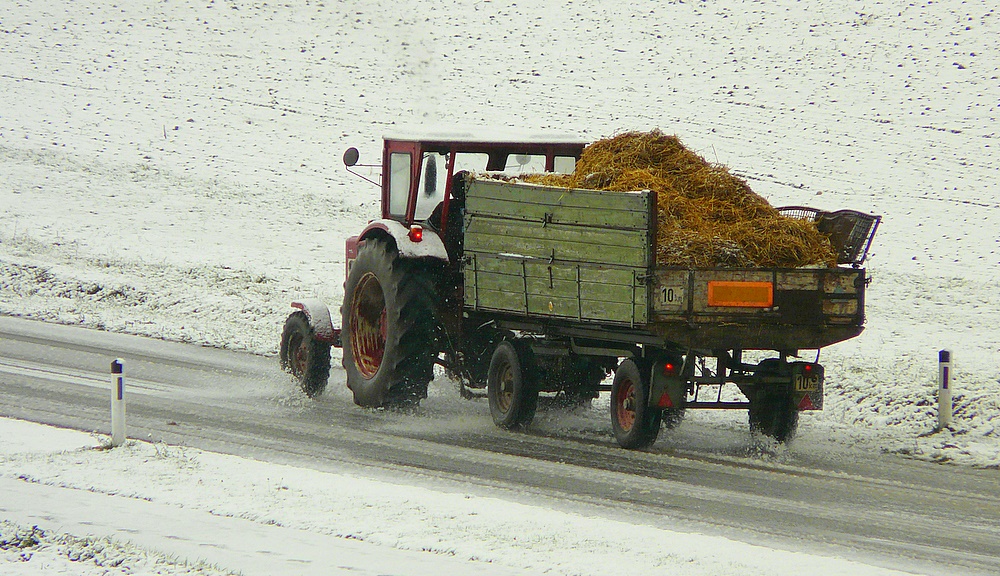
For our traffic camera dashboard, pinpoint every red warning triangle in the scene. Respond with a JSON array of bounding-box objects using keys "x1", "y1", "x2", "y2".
[{"x1": 797, "y1": 395, "x2": 816, "y2": 411}]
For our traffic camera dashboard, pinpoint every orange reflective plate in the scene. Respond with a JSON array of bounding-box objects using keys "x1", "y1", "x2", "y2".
[{"x1": 706, "y1": 281, "x2": 773, "y2": 308}]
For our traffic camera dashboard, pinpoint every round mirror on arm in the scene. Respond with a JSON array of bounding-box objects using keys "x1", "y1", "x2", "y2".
[{"x1": 343, "y1": 147, "x2": 360, "y2": 167}]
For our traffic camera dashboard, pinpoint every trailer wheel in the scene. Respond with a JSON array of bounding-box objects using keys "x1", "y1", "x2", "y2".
[
  {"x1": 749, "y1": 392, "x2": 799, "y2": 442},
  {"x1": 487, "y1": 340, "x2": 538, "y2": 429},
  {"x1": 611, "y1": 358, "x2": 662, "y2": 449},
  {"x1": 279, "y1": 311, "x2": 331, "y2": 398},
  {"x1": 341, "y1": 236, "x2": 439, "y2": 408}
]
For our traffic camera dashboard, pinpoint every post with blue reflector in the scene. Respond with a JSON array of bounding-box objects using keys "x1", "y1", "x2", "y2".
[
  {"x1": 938, "y1": 350, "x2": 952, "y2": 430},
  {"x1": 111, "y1": 358, "x2": 125, "y2": 447}
]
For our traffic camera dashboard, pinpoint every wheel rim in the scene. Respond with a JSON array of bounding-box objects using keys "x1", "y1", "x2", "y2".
[
  {"x1": 350, "y1": 272, "x2": 386, "y2": 379},
  {"x1": 496, "y1": 360, "x2": 514, "y2": 414},
  {"x1": 615, "y1": 378, "x2": 637, "y2": 432}
]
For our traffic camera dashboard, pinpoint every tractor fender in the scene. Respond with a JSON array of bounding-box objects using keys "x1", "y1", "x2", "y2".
[
  {"x1": 359, "y1": 219, "x2": 449, "y2": 262},
  {"x1": 290, "y1": 299, "x2": 341, "y2": 346}
]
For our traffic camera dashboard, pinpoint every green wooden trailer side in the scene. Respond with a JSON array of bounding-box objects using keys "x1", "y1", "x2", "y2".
[{"x1": 462, "y1": 178, "x2": 865, "y2": 351}]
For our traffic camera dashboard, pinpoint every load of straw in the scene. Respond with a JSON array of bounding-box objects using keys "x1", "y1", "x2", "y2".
[{"x1": 524, "y1": 130, "x2": 837, "y2": 268}]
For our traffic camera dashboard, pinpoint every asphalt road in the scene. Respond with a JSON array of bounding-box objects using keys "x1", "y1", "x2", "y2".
[{"x1": 1, "y1": 315, "x2": 997, "y2": 575}]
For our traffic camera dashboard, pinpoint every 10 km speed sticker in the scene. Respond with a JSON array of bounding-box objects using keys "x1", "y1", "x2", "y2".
[
  {"x1": 794, "y1": 372, "x2": 821, "y2": 392},
  {"x1": 654, "y1": 283, "x2": 685, "y2": 312}
]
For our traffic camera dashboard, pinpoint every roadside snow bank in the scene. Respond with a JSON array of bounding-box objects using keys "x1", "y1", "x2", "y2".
[{"x1": 0, "y1": 418, "x2": 915, "y2": 576}]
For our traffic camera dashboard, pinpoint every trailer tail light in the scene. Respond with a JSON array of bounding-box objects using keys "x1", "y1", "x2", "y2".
[
  {"x1": 408, "y1": 225, "x2": 423, "y2": 242},
  {"x1": 707, "y1": 281, "x2": 773, "y2": 308},
  {"x1": 663, "y1": 362, "x2": 678, "y2": 376}
]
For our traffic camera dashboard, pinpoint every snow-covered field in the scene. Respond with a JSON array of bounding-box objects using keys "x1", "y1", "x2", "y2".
[{"x1": 1, "y1": 0, "x2": 999, "y2": 573}]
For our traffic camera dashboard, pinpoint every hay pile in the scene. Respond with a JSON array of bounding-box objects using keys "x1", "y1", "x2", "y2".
[{"x1": 524, "y1": 130, "x2": 837, "y2": 268}]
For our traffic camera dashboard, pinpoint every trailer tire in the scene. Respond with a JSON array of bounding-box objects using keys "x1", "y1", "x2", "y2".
[
  {"x1": 749, "y1": 392, "x2": 799, "y2": 442},
  {"x1": 611, "y1": 358, "x2": 662, "y2": 449},
  {"x1": 279, "y1": 311, "x2": 331, "y2": 398},
  {"x1": 342, "y1": 237, "x2": 439, "y2": 409},
  {"x1": 487, "y1": 340, "x2": 538, "y2": 429}
]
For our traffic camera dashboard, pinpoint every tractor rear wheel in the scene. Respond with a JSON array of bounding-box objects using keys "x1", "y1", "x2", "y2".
[
  {"x1": 279, "y1": 311, "x2": 331, "y2": 398},
  {"x1": 341, "y1": 237, "x2": 439, "y2": 408}
]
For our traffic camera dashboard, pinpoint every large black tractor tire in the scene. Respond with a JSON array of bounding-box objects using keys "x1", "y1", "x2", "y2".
[
  {"x1": 748, "y1": 391, "x2": 799, "y2": 443},
  {"x1": 487, "y1": 340, "x2": 539, "y2": 429},
  {"x1": 341, "y1": 237, "x2": 439, "y2": 409},
  {"x1": 610, "y1": 358, "x2": 662, "y2": 449},
  {"x1": 279, "y1": 311, "x2": 331, "y2": 398}
]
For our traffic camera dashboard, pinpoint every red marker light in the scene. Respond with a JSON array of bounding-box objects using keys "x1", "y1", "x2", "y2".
[
  {"x1": 804, "y1": 364, "x2": 813, "y2": 373},
  {"x1": 408, "y1": 225, "x2": 423, "y2": 242},
  {"x1": 663, "y1": 362, "x2": 679, "y2": 376}
]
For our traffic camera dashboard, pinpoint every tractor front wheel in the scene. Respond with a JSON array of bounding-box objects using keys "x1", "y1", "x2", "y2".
[{"x1": 279, "y1": 311, "x2": 331, "y2": 398}]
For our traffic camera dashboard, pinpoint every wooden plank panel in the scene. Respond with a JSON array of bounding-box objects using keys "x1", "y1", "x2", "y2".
[
  {"x1": 473, "y1": 287, "x2": 525, "y2": 314},
  {"x1": 467, "y1": 179, "x2": 650, "y2": 214},
  {"x1": 466, "y1": 196, "x2": 648, "y2": 229},
  {"x1": 466, "y1": 217, "x2": 648, "y2": 251},
  {"x1": 469, "y1": 271, "x2": 639, "y2": 305},
  {"x1": 474, "y1": 258, "x2": 639, "y2": 287},
  {"x1": 473, "y1": 288, "x2": 647, "y2": 325},
  {"x1": 465, "y1": 225, "x2": 649, "y2": 267},
  {"x1": 822, "y1": 270, "x2": 860, "y2": 294},
  {"x1": 776, "y1": 270, "x2": 821, "y2": 291}
]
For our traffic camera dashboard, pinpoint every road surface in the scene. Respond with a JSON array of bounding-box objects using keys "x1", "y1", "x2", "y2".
[{"x1": 1, "y1": 315, "x2": 997, "y2": 575}]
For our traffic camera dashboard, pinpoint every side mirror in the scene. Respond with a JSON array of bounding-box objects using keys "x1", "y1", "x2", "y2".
[{"x1": 343, "y1": 147, "x2": 360, "y2": 167}]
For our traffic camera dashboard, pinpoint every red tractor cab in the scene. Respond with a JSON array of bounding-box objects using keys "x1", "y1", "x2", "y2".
[
  {"x1": 344, "y1": 131, "x2": 587, "y2": 270},
  {"x1": 283, "y1": 131, "x2": 587, "y2": 406}
]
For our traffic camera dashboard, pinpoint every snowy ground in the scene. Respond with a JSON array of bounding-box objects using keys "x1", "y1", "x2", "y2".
[
  {"x1": 0, "y1": 417, "x2": 926, "y2": 576},
  {"x1": 1, "y1": 0, "x2": 999, "y2": 573}
]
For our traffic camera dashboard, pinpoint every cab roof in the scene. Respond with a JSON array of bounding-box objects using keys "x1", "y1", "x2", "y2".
[{"x1": 382, "y1": 127, "x2": 589, "y2": 152}]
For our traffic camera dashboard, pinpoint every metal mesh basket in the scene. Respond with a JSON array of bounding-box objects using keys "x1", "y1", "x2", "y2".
[{"x1": 779, "y1": 206, "x2": 881, "y2": 267}]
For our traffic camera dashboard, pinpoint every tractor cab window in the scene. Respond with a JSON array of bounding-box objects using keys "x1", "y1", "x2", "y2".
[
  {"x1": 414, "y1": 152, "x2": 448, "y2": 220},
  {"x1": 505, "y1": 153, "x2": 548, "y2": 173},
  {"x1": 388, "y1": 152, "x2": 411, "y2": 218},
  {"x1": 453, "y1": 152, "x2": 490, "y2": 173},
  {"x1": 554, "y1": 155, "x2": 576, "y2": 174}
]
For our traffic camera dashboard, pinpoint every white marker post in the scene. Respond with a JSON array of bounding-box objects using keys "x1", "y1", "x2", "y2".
[
  {"x1": 938, "y1": 349, "x2": 952, "y2": 430},
  {"x1": 111, "y1": 358, "x2": 126, "y2": 447}
]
